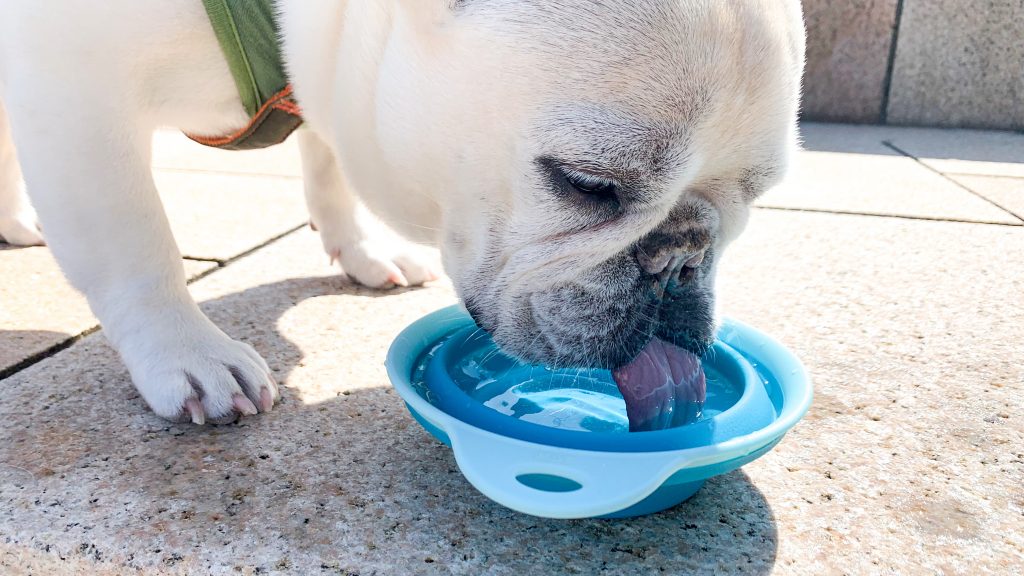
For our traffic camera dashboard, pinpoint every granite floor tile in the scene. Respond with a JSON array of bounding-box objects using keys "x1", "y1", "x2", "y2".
[
  {"x1": 717, "y1": 210, "x2": 1024, "y2": 575},
  {"x1": 1, "y1": 216, "x2": 1021, "y2": 574},
  {"x1": 946, "y1": 175, "x2": 1024, "y2": 222},
  {"x1": 155, "y1": 170, "x2": 309, "y2": 262},
  {"x1": 761, "y1": 124, "x2": 1023, "y2": 224},
  {"x1": 758, "y1": 145, "x2": 1020, "y2": 225},
  {"x1": 2, "y1": 156, "x2": 307, "y2": 372},
  {"x1": 0, "y1": 247, "x2": 215, "y2": 374}
]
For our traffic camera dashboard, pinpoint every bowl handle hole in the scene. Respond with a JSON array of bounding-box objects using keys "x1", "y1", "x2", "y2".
[{"x1": 515, "y1": 473, "x2": 583, "y2": 493}]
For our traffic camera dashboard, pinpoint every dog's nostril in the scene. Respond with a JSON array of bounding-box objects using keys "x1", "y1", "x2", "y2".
[
  {"x1": 638, "y1": 246, "x2": 706, "y2": 275},
  {"x1": 684, "y1": 250, "x2": 706, "y2": 269},
  {"x1": 638, "y1": 251, "x2": 675, "y2": 276}
]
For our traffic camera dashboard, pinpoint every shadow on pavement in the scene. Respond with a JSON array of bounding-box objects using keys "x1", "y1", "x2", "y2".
[
  {"x1": 0, "y1": 275, "x2": 779, "y2": 574},
  {"x1": 0, "y1": 330, "x2": 74, "y2": 379},
  {"x1": 799, "y1": 124, "x2": 1024, "y2": 165}
]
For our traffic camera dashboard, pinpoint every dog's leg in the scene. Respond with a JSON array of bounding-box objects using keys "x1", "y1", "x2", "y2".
[
  {"x1": 298, "y1": 130, "x2": 439, "y2": 288},
  {"x1": 4, "y1": 91, "x2": 278, "y2": 424},
  {"x1": 0, "y1": 99, "x2": 44, "y2": 246}
]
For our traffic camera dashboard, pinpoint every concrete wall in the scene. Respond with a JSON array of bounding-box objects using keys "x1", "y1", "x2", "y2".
[{"x1": 801, "y1": 0, "x2": 1024, "y2": 130}]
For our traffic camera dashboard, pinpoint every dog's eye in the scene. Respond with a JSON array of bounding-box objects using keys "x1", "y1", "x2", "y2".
[
  {"x1": 537, "y1": 156, "x2": 623, "y2": 210},
  {"x1": 562, "y1": 168, "x2": 619, "y2": 201},
  {"x1": 554, "y1": 166, "x2": 621, "y2": 208}
]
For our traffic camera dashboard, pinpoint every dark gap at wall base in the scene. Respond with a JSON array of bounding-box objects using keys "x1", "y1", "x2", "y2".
[{"x1": 879, "y1": 0, "x2": 906, "y2": 125}]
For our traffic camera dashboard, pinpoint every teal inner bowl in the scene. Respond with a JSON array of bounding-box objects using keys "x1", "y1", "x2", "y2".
[{"x1": 414, "y1": 325, "x2": 780, "y2": 452}]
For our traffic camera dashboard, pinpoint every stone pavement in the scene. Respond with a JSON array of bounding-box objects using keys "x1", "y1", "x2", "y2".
[{"x1": 1, "y1": 125, "x2": 1022, "y2": 575}]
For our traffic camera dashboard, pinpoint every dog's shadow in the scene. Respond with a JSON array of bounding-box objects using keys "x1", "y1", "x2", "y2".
[
  {"x1": 195, "y1": 276, "x2": 778, "y2": 573},
  {"x1": 6, "y1": 274, "x2": 780, "y2": 574}
]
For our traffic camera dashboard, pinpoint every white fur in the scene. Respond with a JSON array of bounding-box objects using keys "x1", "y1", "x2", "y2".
[{"x1": 0, "y1": 0, "x2": 804, "y2": 422}]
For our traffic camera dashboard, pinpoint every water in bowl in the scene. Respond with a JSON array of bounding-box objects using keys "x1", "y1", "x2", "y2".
[{"x1": 410, "y1": 329, "x2": 744, "y2": 433}]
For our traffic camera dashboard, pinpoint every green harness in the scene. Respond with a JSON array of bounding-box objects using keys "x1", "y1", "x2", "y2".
[{"x1": 188, "y1": 0, "x2": 303, "y2": 150}]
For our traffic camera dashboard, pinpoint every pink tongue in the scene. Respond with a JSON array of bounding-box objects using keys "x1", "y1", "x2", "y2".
[{"x1": 612, "y1": 338, "x2": 706, "y2": 432}]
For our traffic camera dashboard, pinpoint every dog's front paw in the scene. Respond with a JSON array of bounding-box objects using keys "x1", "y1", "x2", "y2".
[
  {"x1": 120, "y1": 319, "x2": 280, "y2": 425},
  {"x1": 0, "y1": 196, "x2": 44, "y2": 246},
  {"x1": 329, "y1": 240, "x2": 439, "y2": 289}
]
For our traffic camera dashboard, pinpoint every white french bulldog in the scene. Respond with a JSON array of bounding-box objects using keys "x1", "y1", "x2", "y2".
[{"x1": 0, "y1": 1, "x2": 805, "y2": 424}]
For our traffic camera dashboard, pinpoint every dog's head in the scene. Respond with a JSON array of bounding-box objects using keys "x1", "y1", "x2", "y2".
[{"x1": 377, "y1": 0, "x2": 804, "y2": 368}]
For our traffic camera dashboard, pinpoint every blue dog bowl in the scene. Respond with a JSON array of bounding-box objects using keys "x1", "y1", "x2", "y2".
[{"x1": 386, "y1": 306, "x2": 812, "y2": 519}]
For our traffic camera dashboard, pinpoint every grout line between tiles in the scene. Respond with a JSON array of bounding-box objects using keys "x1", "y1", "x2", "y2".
[
  {"x1": 0, "y1": 222, "x2": 310, "y2": 382},
  {"x1": 755, "y1": 205, "x2": 1024, "y2": 227},
  {"x1": 879, "y1": 0, "x2": 906, "y2": 124},
  {"x1": 882, "y1": 141, "x2": 1024, "y2": 224},
  {"x1": 184, "y1": 222, "x2": 310, "y2": 283},
  {"x1": 182, "y1": 256, "x2": 224, "y2": 264},
  {"x1": 0, "y1": 326, "x2": 102, "y2": 382}
]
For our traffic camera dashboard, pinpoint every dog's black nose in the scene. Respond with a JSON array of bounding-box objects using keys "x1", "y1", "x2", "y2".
[{"x1": 636, "y1": 214, "x2": 714, "y2": 296}]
